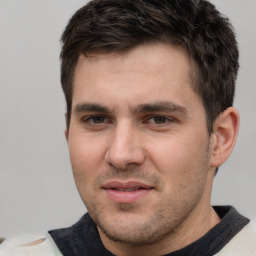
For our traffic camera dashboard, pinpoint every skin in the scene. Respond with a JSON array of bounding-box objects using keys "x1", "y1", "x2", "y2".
[{"x1": 66, "y1": 43, "x2": 239, "y2": 255}]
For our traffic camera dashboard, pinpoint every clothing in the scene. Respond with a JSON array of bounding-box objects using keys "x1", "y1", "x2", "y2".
[
  {"x1": 0, "y1": 233, "x2": 62, "y2": 256},
  {"x1": 216, "y1": 220, "x2": 256, "y2": 256},
  {"x1": 0, "y1": 206, "x2": 255, "y2": 255},
  {"x1": 48, "y1": 206, "x2": 253, "y2": 256}
]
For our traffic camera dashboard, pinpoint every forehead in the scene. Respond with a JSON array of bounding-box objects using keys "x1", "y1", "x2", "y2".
[
  {"x1": 75, "y1": 43, "x2": 193, "y2": 77},
  {"x1": 72, "y1": 43, "x2": 200, "y2": 110}
]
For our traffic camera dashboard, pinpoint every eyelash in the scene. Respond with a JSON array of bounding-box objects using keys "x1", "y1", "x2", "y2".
[
  {"x1": 82, "y1": 115, "x2": 110, "y2": 125},
  {"x1": 145, "y1": 116, "x2": 174, "y2": 125},
  {"x1": 81, "y1": 115, "x2": 176, "y2": 130}
]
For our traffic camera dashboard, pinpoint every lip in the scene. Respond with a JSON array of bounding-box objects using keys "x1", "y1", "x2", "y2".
[{"x1": 102, "y1": 181, "x2": 154, "y2": 203}]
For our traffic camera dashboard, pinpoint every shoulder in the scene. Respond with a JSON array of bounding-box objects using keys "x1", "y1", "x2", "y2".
[
  {"x1": 215, "y1": 221, "x2": 256, "y2": 256},
  {"x1": 0, "y1": 233, "x2": 63, "y2": 256}
]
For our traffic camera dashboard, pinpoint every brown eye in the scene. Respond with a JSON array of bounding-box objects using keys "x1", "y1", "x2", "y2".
[
  {"x1": 150, "y1": 116, "x2": 168, "y2": 124},
  {"x1": 90, "y1": 116, "x2": 106, "y2": 124}
]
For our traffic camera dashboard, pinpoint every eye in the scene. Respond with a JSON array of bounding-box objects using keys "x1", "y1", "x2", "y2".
[
  {"x1": 149, "y1": 116, "x2": 168, "y2": 124},
  {"x1": 89, "y1": 116, "x2": 107, "y2": 124},
  {"x1": 147, "y1": 116, "x2": 174, "y2": 125},
  {"x1": 82, "y1": 115, "x2": 109, "y2": 125}
]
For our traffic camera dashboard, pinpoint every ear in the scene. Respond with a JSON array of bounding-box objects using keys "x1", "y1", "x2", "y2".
[
  {"x1": 209, "y1": 107, "x2": 239, "y2": 168},
  {"x1": 65, "y1": 113, "x2": 69, "y2": 141},
  {"x1": 65, "y1": 129, "x2": 69, "y2": 141}
]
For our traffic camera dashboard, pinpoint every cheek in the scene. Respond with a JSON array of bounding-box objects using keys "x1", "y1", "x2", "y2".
[
  {"x1": 148, "y1": 133, "x2": 209, "y2": 182},
  {"x1": 68, "y1": 136, "x2": 106, "y2": 186},
  {"x1": 68, "y1": 140, "x2": 100, "y2": 203},
  {"x1": 69, "y1": 134, "x2": 104, "y2": 164},
  {"x1": 149, "y1": 138, "x2": 192, "y2": 170},
  {"x1": 150, "y1": 140, "x2": 210, "y2": 210}
]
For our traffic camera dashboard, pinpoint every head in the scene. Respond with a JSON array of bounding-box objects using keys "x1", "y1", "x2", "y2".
[
  {"x1": 61, "y1": 0, "x2": 239, "y2": 254},
  {"x1": 61, "y1": 0, "x2": 239, "y2": 133}
]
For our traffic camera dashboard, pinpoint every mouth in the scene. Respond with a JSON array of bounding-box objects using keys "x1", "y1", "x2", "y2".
[
  {"x1": 102, "y1": 181, "x2": 154, "y2": 203},
  {"x1": 111, "y1": 187, "x2": 145, "y2": 192}
]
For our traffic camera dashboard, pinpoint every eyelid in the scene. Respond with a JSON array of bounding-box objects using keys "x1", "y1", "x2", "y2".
[
  {"x1": 80, "y1": 114, "x2": 176, "y2": 127},
  {"x1": 82, "y1": 114, "x2": 112, "y2": 124},
  {"x1": 144, "y1": 115, "x2": 176, "y2": 124}
]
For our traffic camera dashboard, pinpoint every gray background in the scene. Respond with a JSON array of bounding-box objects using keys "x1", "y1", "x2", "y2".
[{"x1": 0, "y1": 1, "x2": 255, "y2": 237}]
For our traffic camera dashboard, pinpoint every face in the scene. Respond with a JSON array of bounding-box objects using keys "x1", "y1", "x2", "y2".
[{"x1": 67, "y1": 44, "x2": 215, "y2": 247}]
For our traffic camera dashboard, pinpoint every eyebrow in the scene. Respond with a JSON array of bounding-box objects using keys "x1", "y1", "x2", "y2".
[
  {"x1": 74, "y1": 103, "x2": 111, "y2": 113},
  {"x1": 134, "y1": 102, "x2": 187, "y2": 115},
  {"x1": 73, "y1": 101, "x2": 187, "y2": 116}
]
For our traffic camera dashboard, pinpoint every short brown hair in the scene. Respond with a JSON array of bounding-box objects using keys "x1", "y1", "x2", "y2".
[{"x1": 60, "y1": 0, "x2": 239, "y2": 133}]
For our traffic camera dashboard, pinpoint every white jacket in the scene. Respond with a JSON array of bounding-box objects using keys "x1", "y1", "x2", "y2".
[
  {"x1": 1, "y1": 222, "x2": 256, "y2": 255},
  {"x1": 215, "y1": 221, "x2": 256, "y2": 255},
  {"x1": 0, "y1": 233, "x2": 62, "y2": 256}
]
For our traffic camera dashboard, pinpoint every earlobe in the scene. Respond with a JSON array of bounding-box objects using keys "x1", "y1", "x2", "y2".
[
  {"x1": 210, "y1": 107, "x2": 239, "y2": 168},
  {"x1": 65, "y1": 129, "x2": 69, "y2": 141},
  {"x1": 65, "y1": 113, "x2": 69, "y2": 141}
]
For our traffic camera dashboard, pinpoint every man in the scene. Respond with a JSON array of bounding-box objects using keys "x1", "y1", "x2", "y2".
[{"x1": 1, "y1": 0, "x2": 255, "y2": 255}]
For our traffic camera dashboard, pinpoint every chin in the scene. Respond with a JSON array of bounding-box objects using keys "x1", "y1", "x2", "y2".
[{"x1": 94, "y1": 210, "x2": 179, "y2": 246}]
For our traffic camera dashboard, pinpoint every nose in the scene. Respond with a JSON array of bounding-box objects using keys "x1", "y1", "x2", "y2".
[{"x1": 105, "y1": 122, "x2": 146, "y2": 169}]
